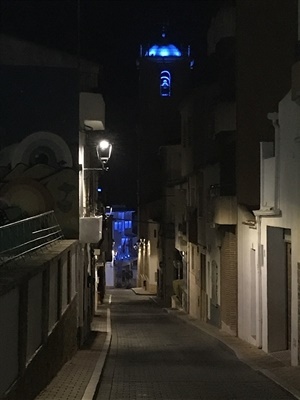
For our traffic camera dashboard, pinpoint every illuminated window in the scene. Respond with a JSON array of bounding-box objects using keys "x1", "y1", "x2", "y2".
[
  {"x1": 124, "y1": 220, "x2": 132, "y2": 229},
  {"x1": 160, "y1": 70, "x2": 171, "y2": 97},
  {"x1": 114, "y1": 221, "x2": 123, "y2": 232}
]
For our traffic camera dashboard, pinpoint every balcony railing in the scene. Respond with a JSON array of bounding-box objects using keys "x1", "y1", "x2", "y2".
[{"x1": 0, "y1": 211, "x2": 63, "y2": 266}]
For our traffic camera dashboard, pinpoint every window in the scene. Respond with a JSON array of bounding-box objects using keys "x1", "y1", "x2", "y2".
[
  {"x1": 124, "y1": 220, "x2": 132, "y2": 229},
  {"x1": 160, "y1": 70, "x2": 171, "y2": 97},
  {"x1": 114, "y1": 221, "x2": 123, "y2": 232}
]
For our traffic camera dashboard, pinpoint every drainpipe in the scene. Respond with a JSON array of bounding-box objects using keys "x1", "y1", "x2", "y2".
[{"x1": 255, "y1": 214, "x2": 263, "y2": 349}]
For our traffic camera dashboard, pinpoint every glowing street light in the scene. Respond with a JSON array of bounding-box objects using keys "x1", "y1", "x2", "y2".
[{"x1": 97, "y1": 139, "x2": 112, "y2": 170}]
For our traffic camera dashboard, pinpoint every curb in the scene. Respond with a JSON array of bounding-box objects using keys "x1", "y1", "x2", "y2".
[
  {"x1": 131, "y1": 287, "x2": 156, "y2": 296},
  {"x1": 81, "y1": 308, "x2": 112, "y2": 400}
]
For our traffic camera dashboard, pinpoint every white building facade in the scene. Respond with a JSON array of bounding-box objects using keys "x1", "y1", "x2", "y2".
[{"x1": 239, "y1": 91, "x2": 300, "y2": 366}]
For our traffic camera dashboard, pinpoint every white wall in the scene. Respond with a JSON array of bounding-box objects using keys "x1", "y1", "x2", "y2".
[
  {"x1": 188, "y1": 242, "x2": 200, "y2": 319},
  {"x1": 148, "y1": 221, "x2": 159, "y2": 291},
  {"x1": 237, "y1": 206, "x2": 259, "y2": 346},
  {"x1": 105, "y1": 261, "x2": 114, "y2": 287},
  {"x1": 260, "y1": 92, "x2": 300, "y2": 363},
  {"x1": 238, "y1": 91, "x2": 300, "y2": 364}
]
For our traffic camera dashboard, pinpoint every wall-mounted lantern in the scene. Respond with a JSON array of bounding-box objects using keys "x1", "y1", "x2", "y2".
[
  {"x1": 83, "y1": 119, "x2": 113, "y2": 171},
  {"x1": 96, "y1": 139, "x2": 112, "y2": 170}
]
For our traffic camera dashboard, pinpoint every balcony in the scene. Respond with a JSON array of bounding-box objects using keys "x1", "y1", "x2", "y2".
[
  {"x1": 0, "y1": 211, "x2": 64, "y2": 266},
  {"x1": 79, "y1": 216, "x2": 103, "y2": 243}
]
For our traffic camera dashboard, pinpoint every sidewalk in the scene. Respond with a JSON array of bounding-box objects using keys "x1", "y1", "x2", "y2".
[
  {"x1": 158, "y1": 300, "x2": 300, "y2": 400},
  {"x1": 34, "y1": 303, "x2": 111, "y2": 400}
]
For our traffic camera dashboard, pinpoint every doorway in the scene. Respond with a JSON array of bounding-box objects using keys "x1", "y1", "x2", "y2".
[{"x1": 267, "y1": 227, "x2": 291, "y2": 352}]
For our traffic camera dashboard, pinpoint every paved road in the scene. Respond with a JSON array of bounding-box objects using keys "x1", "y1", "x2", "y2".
[{"x1": 96, "y1": 289, "x2": 295, "y2": 400}]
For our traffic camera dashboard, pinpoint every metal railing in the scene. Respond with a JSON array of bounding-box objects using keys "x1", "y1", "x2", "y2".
[{"x1": 0, "y1": 211, "x2": 64, "y2": 266}]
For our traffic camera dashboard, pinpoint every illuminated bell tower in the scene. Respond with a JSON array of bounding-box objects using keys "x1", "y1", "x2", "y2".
[{"x1": 137, "y1": 28, "x2": 194, "y2": 205}]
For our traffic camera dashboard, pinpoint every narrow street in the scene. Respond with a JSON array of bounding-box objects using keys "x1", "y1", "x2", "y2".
[{"x1": 96, "y1": 289, "x2": 295, "y2": 400}]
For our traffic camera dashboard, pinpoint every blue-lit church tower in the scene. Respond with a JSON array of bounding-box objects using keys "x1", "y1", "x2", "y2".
[{"x1": 137, "y1": 29, "x2": 193, "y2": 205}]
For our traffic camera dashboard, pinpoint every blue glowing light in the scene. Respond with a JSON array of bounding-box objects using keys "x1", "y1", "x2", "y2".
[
  {"x1": 97, "y1": 187, "x2": 102, "y2": 192},
  {"x1": 160, "y1": 70, "x2": 171, "y2": 97},
  {"x1": 147, "y1": 44, "x2": 181, "y2": 57}
]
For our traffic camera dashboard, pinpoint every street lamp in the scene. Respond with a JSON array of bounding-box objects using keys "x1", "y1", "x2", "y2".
[
  {"x1": 79, "y1": 120, "x2": 113, "y2": 219},
  {"x1": 96, "y1": 139, "x2": 112, "y2": 170},
  {"x1": 82, "y1": 135, "x2": 112, "y2": 216},
  {"x1": 82, "y1": 133, "x2": 113, "y2": 171}
]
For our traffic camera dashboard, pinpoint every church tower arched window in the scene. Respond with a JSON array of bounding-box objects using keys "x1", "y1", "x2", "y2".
[{"x1": 160, "y1": 70, "x2": 171, "y2": 97}]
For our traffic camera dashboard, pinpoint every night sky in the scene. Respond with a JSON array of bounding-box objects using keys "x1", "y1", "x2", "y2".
[{"x1": 0, "y1": 0, "x2": 222, "y2": 208}]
